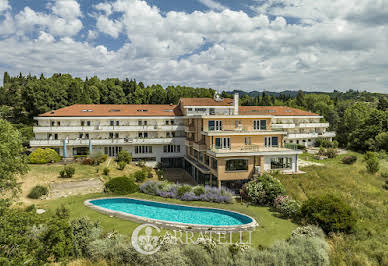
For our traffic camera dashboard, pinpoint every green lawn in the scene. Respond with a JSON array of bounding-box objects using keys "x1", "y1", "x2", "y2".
[
  {"x1": 38, "y1": 192, "x2": 297, "y2": 248},
  {"x1": 278, "y1": 151, "x2": 388, "y2": 266}
]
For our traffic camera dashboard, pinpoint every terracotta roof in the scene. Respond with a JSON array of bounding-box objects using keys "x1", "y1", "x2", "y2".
[
  {"x1": 179, "y1": 97, "x2": 234, "y2": 106},
  {"x1": 238, "y1": 106, "x2": 319, "y2": 116},
  {"x1": 39, "y1": 104, "x2": 182, "y2": 117}
]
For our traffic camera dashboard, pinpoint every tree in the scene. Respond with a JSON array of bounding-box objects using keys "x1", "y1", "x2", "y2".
[
  {"x1": 376, "y1": 132, "x2": 388, "y2": 151},
  {"x1": 0, "y1": 119, "x2": 29, "y2": 200},
  {"x1": 296, "y1": 90, "x2": 305, "y2": 107},
  {"x1": 364, "y1": 152, "x2": 379, "y2": 174}
]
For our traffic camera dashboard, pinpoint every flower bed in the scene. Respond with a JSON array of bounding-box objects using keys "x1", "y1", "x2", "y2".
[{"x1": 140, "y1": 181, "x2": 234, "y2": 203}]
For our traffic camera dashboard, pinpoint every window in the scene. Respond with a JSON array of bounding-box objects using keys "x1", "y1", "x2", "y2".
[
  {"x1": 205, "y1": 155, "x2": 210, "y2": 166},
  {"x1": 110, "y1": 121, "x2": 114, "y2": 126},
  {"x1": 138, "y1": 120, "x2": 142, "y2": 126},
  {"x1": 79, "y1": 133, "x2": 83, "y2": 138},
  {"x1": 109, "y1": 132, "x2": 114, "y2": 139},
  {"x1": 144, "y1": 121, "x2": 148, "y2": 126},
  {"x1": 199, "y1": 152, "x2": 204, "y2": 162},
  {"x1": 163, "y1": 145, "x2": 181, "y2": 153},
  {"x1": 211, "y1": 158, "x2": 217, "y2": 170},
  {"x1": 226, "y1": 159, "x2": 248, "y2": 171},
  {"x1": 87, "y1": 121, "x2": 91, "y2": 126},
  {"x1": 215, "y1": 137, "x2": 230, "y2": 149},
  {"x1": 166, "y1": 120, "x2": 169, "y2": 125},
  {"x1": 170, "y1": 120, "x2": 174, "y2": 125},
  {"x1": 271, "y1": 157, "x2": 292, "y2": 169},
  {"x1": 116, "y1": 121, "x2": 120, "y2": 126},
  {"x1": 115, "y1": 133, "x2": 119, "y2": 139},
  {"x1": 172, "y1": 132, "x2": 175, "y2": 137},
  {"x1": 51, "y1": 121, "x2": 55, "y2": 126},
  {"x1": 188, "y1": 108, "x2": 192, "y2": 111},
  {"x1": 57, "y1": 121, "x2": 61, "y2": 126},
  {"x1": 48, "y1": 134, "x2": 52, "y2": 139},
  {"x1": 85, "y1": 133, "x2": 89, "y2": 139},
  {"x1": 135, "y1": 146, "x2": 152, "y2": 154},
  {"x1": 244, "y1": 137, "x2": 251, "y2": 145},
  {"x1": 54, "y1": 134, "x2": 58, "y2": 140},
  {"x1": 235, "y1": 120, "x2": 241, "y2": 128},
  {"x1": 166, "y1": 132, "x2": 170, "y2": 137},
  {"x1": 138, "y1": 132, "x2": 143, "y2": 138},
  {"x1": 144, "y1": 132, "x2": 148, "y2": 138},
  {"x1": 253, "y1": 120, "x2": 267, "y2": 130},
  {"x1": 208, "y1": 120, "x2": 222, "y2": 131},
  {"x1": 194, "y1": 149, "x2": 199, "y2": 159},
  {"x1": 81, "y1": 121, "x2": 85, "y2": 126},
  {"x1": 265, "y1": 136, "x2": 279, "y2": 147}
]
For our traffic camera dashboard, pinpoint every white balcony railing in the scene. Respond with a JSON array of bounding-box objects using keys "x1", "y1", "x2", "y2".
[
  {"x1": 285, "y1": 131, "x2": 335, "y2": 139},
  {"x1": 318, "y1": 131, "x2": 336, "y2": 138},
  {"x1": 271, "y1": 123, "x2": 296, "y2": 129},
  {"x1": 30, "y1": 137, "x2": 186, "y2": 146},
  {"x1": 298, "y1": 123, "x2": 329, "y2": 128},
  {"x1": 33, "y1": 125, "x2": 184, "y2": 133}
]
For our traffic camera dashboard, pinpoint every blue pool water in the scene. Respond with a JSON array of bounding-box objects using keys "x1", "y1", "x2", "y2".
[{"x1": 89, "y1": 198, "x2": 253, "y2": 226}]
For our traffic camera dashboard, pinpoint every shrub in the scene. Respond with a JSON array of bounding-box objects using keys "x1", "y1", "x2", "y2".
[
  {"x1": 364, "y1": 152, "x2": 379, "y2": 174},
  {"x1": 133, "y1": 169, "x2": 146, "y2": 182},
  {"x1": 117, "y1": 161, "x2": 126, "y2": 170},
  {"x1": 156, "y1": 168, "x2": 165, "y2": 180},
  {"x1": 341, "y1": 155, "x2": 357, "y2": 164},
  {"x1": 383, "y1": 180, "x2": 388, "y2": 190},
  {"x1": 380, "y1": 171, "x2": 388, "y2": 178},
  {"x1": 316, "y1": 139, "x2": 338, "y2": 148},
  {"x1": 193, "y1": 186, "x2": 205, "y2": 196},
  {"x1": 317, "y1": 147, "x2": 326, "y2": 156},
  {"x1": 70, "y1": 217, "x2": 102, "y2": 257},
  {"x1": 28, "y1": 185, "x2": 48, "y2": 199},
  {"x1": 81, "y1": 158, "x2": 94, "y2": 165},
  {"x1": 28, "y1": 148, "x2": 60, "y2": 164},
  {"x1": 243, "y1": 173, "x2": 286, "y2": 206},
  {"x1": 117, "y1": 150, "x2": 131, "y2": 164},
  {"x1": 89, "y1": 151, "x2": 107, "y2": 165},
  {"x1": 104, "y1": 176, "x2": 138, "y2": 194},
  {"x1": 324, "y1": 148, "x2": 337, "y2": 158},
  {"x1": 140, "y1": 181, "x2": 233, "y2": 203},
  {"x1": 103, "y1": 167, "x2": 110, "y2": 176},
  {"x1": 177, "y1": 185, "x2": 192, "y2": 198},
  {"x1": 291, "y1": 225, "x2": 325, "y2": 239},
  {"x1": 59, "y1": 165, "x2": 75, "y2": 178},
  {"x1": 300, "y1": 194, "x2": 356, "y2": 233},
  {"x1": 142, "y1": 166, "x2": 153, "y2": 178},
  {"x1": 273, "y1": 195, "x2": 300, "y2": 218}
]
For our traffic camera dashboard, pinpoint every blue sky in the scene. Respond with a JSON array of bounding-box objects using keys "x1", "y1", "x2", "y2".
[{"x1": 0, "y1": 0, "x2": 387, "y2": 92}]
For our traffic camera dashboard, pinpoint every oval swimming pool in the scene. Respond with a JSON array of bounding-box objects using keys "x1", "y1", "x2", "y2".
[{"x1": 85, "y1": 197, "x2": 257, "y2": 231}]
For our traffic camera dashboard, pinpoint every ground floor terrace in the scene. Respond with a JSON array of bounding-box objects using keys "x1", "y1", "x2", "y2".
[{"x1": 183, "y1": 148, "x2": 301, "y2": 191}]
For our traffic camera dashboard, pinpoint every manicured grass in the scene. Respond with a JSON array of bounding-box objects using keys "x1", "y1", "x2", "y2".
[
  {"x1": 277, "y1": 151, "x2": 388, "y2": 265},
  {"x1": 38, "y1": 192, "x2": 298, "y2": 248}
]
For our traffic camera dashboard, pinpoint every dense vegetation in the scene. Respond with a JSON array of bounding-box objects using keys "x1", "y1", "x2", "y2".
[
  {"x1": 1, "y1": 72, "x2": 387, "y2": 153},
  {"x1": 104, "y1": 176, "x2": 139, "y2": 195}
]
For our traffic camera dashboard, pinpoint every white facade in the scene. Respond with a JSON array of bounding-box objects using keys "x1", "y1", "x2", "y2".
[
  {"x1": 31, "y1": 116, "x2": 186, "y2": 163},
  {"x1": 271, "y1": 116, "x2": 336, "y2": 147}
]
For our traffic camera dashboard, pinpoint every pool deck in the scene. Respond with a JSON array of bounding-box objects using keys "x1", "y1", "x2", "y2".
[{"x1": 84, "y1": 197, "x2": 258, "y2": 232}]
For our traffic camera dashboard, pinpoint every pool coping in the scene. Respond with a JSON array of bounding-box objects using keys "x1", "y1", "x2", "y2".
[{"x1": 84, "y1": 196, "x2": 258, "y2": 232}]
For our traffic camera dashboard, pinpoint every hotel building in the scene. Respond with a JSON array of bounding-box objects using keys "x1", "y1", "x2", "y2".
[{"x1": 30, "y1": 93, "x2": 335, "y2": 189}]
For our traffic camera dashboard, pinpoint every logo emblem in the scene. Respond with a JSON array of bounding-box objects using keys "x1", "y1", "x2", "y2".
[{"x1": 131, "y1": 224, "x2": 161, "y2": 255}]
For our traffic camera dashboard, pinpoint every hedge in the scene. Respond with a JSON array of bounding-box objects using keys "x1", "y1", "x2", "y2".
[
  {"x1": 104, "y1": 176, "x2": 138, "y2": 194},
  {"x1": 28, "y1": 148, "x2": 60, "y2": 164}
]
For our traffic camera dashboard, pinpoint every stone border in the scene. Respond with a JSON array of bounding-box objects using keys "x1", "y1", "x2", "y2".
[{"x1": 84, "y1": 197, "x2": 258, "y2": 232}]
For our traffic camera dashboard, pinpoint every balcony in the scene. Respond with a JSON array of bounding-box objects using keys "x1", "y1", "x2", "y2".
[
  {"x1": 285, "y1": 131, "x2": 336, "y2": 139},
  {"x1": 298, "y1": 123, "x2": 329, "y2": 128},
  {"x1": 30, "y1": 137, "x2": 186, "y2": 146},
  {"x1": 271, "y1": 123, "x2": 296, "y2": 129},
  {"x1": 202, "y1": 129, "x2": 287, "y2": 136},
  {"x1": 208, "y1": 144, "x2": 302, "y2": 157},
  {"x1": 33, "y1": 125, "x2": 184, "y2": 133},
  {"x1": 192, "y1": 141, "x2": 207, "y2": 151},
  {"x1": 318, "y1": 131, "x2": 336, "y2": 138}
]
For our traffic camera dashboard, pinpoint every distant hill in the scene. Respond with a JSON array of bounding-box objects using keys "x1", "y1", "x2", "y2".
[{"x1": 225, "y1": 90, "x2": 329, "y2": 98}]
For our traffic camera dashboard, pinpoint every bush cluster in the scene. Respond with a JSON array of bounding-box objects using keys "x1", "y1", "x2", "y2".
[
  {"x1": 140, "y1": 181, "x2": 234, "y2": 203},
  {"x1": 28, "y1": 148, "x2": 60, "y2": 164},
  {"x1": 381, "y1": 171, "x2": 388, "y2": 178},
  {"x1": 82, "y1": 152, "x2": 107, "y2": 165},
  {"x1": 117, "y1": 161, "x2": 126, "y2": 170},
  {"x1": 59, "y1": 165, "x2": 75, "y2": 178},
  {"x1": 241, "y1": 173, "x2": 286, "y2": 205},
  {"x1": 364, "y1": 152, "x2": 380, "y2": 174},
  {"x1": 316, "y1": 139, "x2": 339, "y2": 148},
  {"x1": 28, "y1": 185, "x2": 49, "y2": 199},
  {"x1": 300, "y1": 194, "x2": 356, "y2": 234},
  {"x1": 117, "y1": 150, "x2": 131, "y2": 164},
  {"x1": 103, "y1": 167, "x2": 110, "y2": 176},
  {"x1": 341, "y1": 155, "x2": 357, "y2": 164},
  {"x1": 104, "y1": 176, "x2": 139, "y2": 194},
  {"x1": 273, "y1": 195, "x2": 300, "y2": 219},
  {"x1": 133, "y1": 169, "x2": 147, "y2": 182}
]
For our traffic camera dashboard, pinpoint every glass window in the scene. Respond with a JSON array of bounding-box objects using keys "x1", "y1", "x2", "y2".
[
  {"x1": 272, "y1": 137, "x2": 278, "y2": 147},
  {"x1": 116, "y1": 121, "x2": 120, "y2": 126},
  {"x1": 208, "y1": 120, "x2": 215, "y2": 131},
  {"x1": 271, "y1": 157, "x2": 292, "y2": 169},
  {"x1": 226, "y1": 159, "x2": 248, "y2": 171},
  {"x1": 110, "y1": 121, "x2": 114, "y2": 126},
  {"x1": 260, "y1": 120, "x2": 267, "y2": 130},
  {"x1": 211, "y1": 158, "x2": 217, "y2": 170},
  {"x1": 205, "y1": 155, "x2": 210, "y2": 165}
]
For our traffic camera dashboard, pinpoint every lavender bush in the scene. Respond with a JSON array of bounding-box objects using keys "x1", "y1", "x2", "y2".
[{"x1": 140, "y1": 181, "x2": 234, "y2": 203}]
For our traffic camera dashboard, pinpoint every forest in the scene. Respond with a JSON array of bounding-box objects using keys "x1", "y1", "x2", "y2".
[{"x1": 0, "y1": 72, "x2": 387, "y2": 153}]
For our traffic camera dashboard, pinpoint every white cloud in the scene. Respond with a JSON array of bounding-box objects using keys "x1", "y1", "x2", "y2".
[
  {"x1": 51, "y1": 0, "x2": 82, "y2": 19},
  {"x1": 1, "y1": 0, "x2": 388, "y2": 92},
  {"x1": 198, "y1": 0, "x2": 227, "y2": 11},
  {"x1": 0, "y1": 0, "x2": 10, "y2": 14},
  {"x1": 95, "y1": 2, "x2": 112, "y2": 15}
]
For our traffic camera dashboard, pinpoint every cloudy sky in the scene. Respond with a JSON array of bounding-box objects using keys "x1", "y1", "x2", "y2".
[{"x1": 0, "y1": 0, "x2": 387, "y2": 92}]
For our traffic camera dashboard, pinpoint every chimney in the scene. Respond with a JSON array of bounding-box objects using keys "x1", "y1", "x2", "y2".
[{"x1": 233, "y1": 93, "x2": 239, "y2": 115}]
